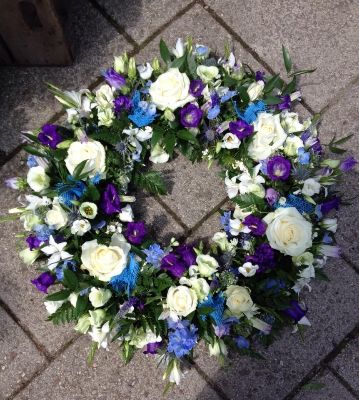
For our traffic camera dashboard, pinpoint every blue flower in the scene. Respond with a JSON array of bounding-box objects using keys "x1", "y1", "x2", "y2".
[
  {"x1": 207, "y1": 105, "x2": 220, "y2": 120},
  {"x1": 298, "y1": 147, "x2": 310, "y2": 165},
  {"x1": 220, "y1": 211, "x2": 231, "y2": 233},
  {"x1": 56, "y1": 176, "x2": 87, "y2": 206},
  {"x1": 128, "y1": 91, "x2": 158, "y2": 128},
  {"x1": 143, "y1": 243, "x2": 165, "y2": 268},
  {"x1": 233, "y1": 100, "x2": 266, "y2": 124},
  {"x1": 33, "y1": 224, "x2": 53, "y2": 241},
  {"x1": 55, "y1": 260, "x2": 76, "y2": 281},
  {"x1": 27, "y1": 155, "x2": 38, "y2": 168},
  {"x1": 110, "y1": 253, "x2": 140, "y2": 296},
  {"x1": 167, "y1": 320, "x2": 198, "y2": 358},
  {"x1": 198, "y1": 293, "x2": 225, "y2": 326},
  {"x1": 221, "y1": 90, "x2": 237, "y2": 103},
  {"x1": 235, "y1": 336, "x2": 250, "y2": 349},
  {"x1": 90, "y1": 173, "x2": 101, "y2": 185}
]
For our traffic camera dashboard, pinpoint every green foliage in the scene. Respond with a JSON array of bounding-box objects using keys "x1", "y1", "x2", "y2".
[
  {"x1": 159, "y1": 39, "x2": 171, "y2": 63},
  {"x1": 63, "y1": 269, "x2": 79, "y2": 291},
  {"x1": 328, "y1": 134, "x2": 354, "y2": 154},
  {"x1": 233, "y1": 193, "x2": 267, "y2": 212},
  {"x1": 45, "y1": 289, "x2": 72, "y2": 301},
  {"x1": 282, "y1": 45, "x2": 292, "y2": 73},
  {"x1": 133, "y1": 170, "x2": 167, "y2": 195},
  {"x1": 47, "y1": 302, "x2": 76, "y2": 325},
  {"x1": 87, "y1": 342, "x2": 98, "y2": 366}
]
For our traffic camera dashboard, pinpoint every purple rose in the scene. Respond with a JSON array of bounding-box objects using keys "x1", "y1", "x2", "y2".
[
  {"x1": 31, "y1": 272, "x2": 56, "y2": 294},
  {"x1": 340, "y1": 157, "x2": 357, "y2": 172},
  {"x1": 103, "y1": 68, "x2": 126, "y2": 89},
  {"x1": 26, "y1": 235, "x2": 42, "y2": 251},
  {"x1": 179, "y1": 103, "x2": 203, "y2": 128},
  {"x1": 265, "y1": 188, "x2": 279, "y2": 206},
  {"x1": 101, "y1": 183, "x2": 121, "y2": 215},
  {"x1": 243, "y1": 215, "x2": 266, "y2": 236},
  {"x1": 160, "y1": 253, "x2": 187, "y2": 279},
  {"x1": 229, "y1": 119, "x2": 254, "y2": 139},
  {"x1": 124, "y1": 222, "x2": 147, "y2": 245},
  {"x1": 189, "y1": 79, "x2": 205, "y2": 97},
  {"x1": 283, "y1": 300, "x2": 307, "y2": 323},
  {"x1": 114, "y1": 96, "x2": 132, "y2": 113},
  {"x1": 38, "y1": 124, "x2": 62, "y2": 149},
  {"x1": 267, "y1": 155, "x2": 291, "y2": 181},
  {"x1": 176, "y1": 244, "x2": 196, "y2": 267}
]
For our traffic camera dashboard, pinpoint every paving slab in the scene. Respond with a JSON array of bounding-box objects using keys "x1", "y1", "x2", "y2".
[
  {"x1": 0, "y1": 306, "x2": 46, "y2": 399},
  {"x1": 330, "y1": 336, "x2": 359, "y2": 394},
  {"x1": 0, "y1": 0, "x2": 133, "y2": 159},
  {"x1": 205, "y1": 0, "x2": 359, "y2": 112},
  {"x1": 193, "y1": 259, "x2": 359, "y2": 400},
  {"x1": 293, "y1": 369, "x2": 356, "y2": 400},
  {"x1": 14, "y1": 335, "x2": 221, "y2": 400},
  {"x1": 96, "y1": 0, "x2": 193, "y2": 44}
]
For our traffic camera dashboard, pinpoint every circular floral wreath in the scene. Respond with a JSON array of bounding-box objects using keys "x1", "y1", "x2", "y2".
[{"x1": 4, "y1": 38, "x2": 356, "y2": 388}]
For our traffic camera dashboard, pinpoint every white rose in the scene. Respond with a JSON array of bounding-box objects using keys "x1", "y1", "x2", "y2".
[
  {"x1": 166, "y1": 285, "x2": 198, "y2": 317},
  {"x1": 71, "y1": 219, "x2": 91, "y2": 236},
  {"x1": 281, "y1": 111, "x2": 304, "y2": 133},
  {"x1": 225, "y1": 285, "x2": 253, "y2": 315},
  {"x1": 137, "y1": 63, "x2": 153, "y2": 80},
  {"x1": 222, "y1": 133, "x2": 241, "y2": 149},
  {"x1": 179, "y1": 276, "x2": 210, "y2": 301},
  {"x1": 196, "y1": 254, "x2": 219, "y2": 277},
  {"x1": 248, "y1": 113, "x2": 287, "y2": 161},
  {"x1": 149, "y1": 68, "x2": 194, "y2": 111},
  {"x1": 284, "y1": 135, "x2": 304, "y2": 156},
  {"x1": 45, "y1": 198, "x2": 68, "y2": 229},
  {"x1": 264, "y1": 207, "x2": 312, "y2": 256},
  {"x1": 27, "y1": 166, "x2": 50, "y2": 192},
  {"x1": 119, "y1": 205, "x2": 134, "y2": 222},
  {"x1": 302, "y1": 178, "x2": 321, "y2": 197},
  {"x1": 65, "y1": 140, "x2": 106, "y2": 178},
  {"x1": 81, "y1": 233, "x2": 130, "y2": 281},
  {"x1": 89, "y1": 288, "x2": 112, "y2": 308},
  {"x1": 247, "y1": 80, "x2": 264, "y2": 101},
  {"x1": 149, "y1": 143, "x2": 170, "y2": 164},
  {"x1": 196, "y1": 65, "x2": 219, "y2": 83}
]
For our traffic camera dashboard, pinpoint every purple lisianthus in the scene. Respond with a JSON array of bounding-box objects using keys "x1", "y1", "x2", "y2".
[
  {"x1": 340, "y1": 157, "x2": 357, "y2": 172},
  {"x1": 229, "y1": 119, "x2": 254, "y2": 139},
  {"x1": 267, "y1": 156, "x2": 291, "y2": 181},
  {"x1": 320, "y1": 197, "x2": 341, "y2": 215},
  {"x1": 114, "y1": 95, "x2": 132, "y2": 113},
  {"x1": 160, "y1": 253, "x2": 187, "y2": 279},
  {"x1": 124, "y1": 221, "x2": 147, "y2": 245},
  {"x1": 26, "y1": 235, "x2": 42, "y2": 251},
  {"x1": 179, "y1": 103, "x2": 203, "y2": 128},
  {"x1": 176, "y1": 244, "x2": 196, "y2": 267},
  {"x1": 144, "y1": 341, "x2": 162, "y2": 355},
  {"x1": 278, "y1": 94, "x2": 291, "y2": 111},
  {"x1": 246, "y1": 243, "x2": 276, "y2": 273},
  {"x1": 38, "y1": 124, "x2": 62, "y2": 149},
  {"x1": 101, "y1": 183, "x2": 121, "y2": 215},
  {"x1": 103, "y1": 68, "x2": 126, "y2": 89},
  {"x1": 265, "y1": 188, "x2": 279, "y2": 206},
  {"x1": 283, "y1": 300, "x2": 307, "y2": 323},
  {"x1": 243, "y1": 215, "x2": 266, "y2": 236},
  {"x1": 5, "y1": 177, "x2": 21, "y2": 190},
  {"x1": 235, "y1": 336, "x2": 250, "y2": 349},
  {"x1": 255, "y1": 71, "x2": 265, "y2": 81},
  {"x1": 31, "y1": 272, "x2": 56, "y2": 294},
  {"x1": 189, "y1": 79, "x2": 205, "y2": 97}
]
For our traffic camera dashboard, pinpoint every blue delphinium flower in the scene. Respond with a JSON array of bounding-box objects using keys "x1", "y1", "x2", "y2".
[
  {"x1": 55, "y1": 260, "x2": 77, "y2": 281},
  {"x1": 143, "y1": 243, "x2": 165, "y2": 268},
  {"x1": 220, "y1": 211, "x2": 231, "y2": 233},
  {"x1": 167, "y1": 320, "x2": 198, "y2": 358},
  {"x1": 90, "y1": 173, "x2": 101, "y2": 185},
  {"x1": 27, "y1": 155, "x2": 38, "y2": 168},
  {"x1": 33, "y1": 224, "x2": 53, "y2": 241},
  {"x1": 298, "y1": 147, "x2": 310, "y2": 164}
]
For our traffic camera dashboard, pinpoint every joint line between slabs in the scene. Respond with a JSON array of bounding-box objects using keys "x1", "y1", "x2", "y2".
[
  {"x1": 326, "y1": 365, "x2": 359, "y2": 399},
  {"x1": 341, "y1": 253, "x2": 359, "y2": 275}
]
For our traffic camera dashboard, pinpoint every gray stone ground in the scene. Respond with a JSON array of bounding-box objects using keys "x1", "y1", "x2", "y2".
[{"x1": 0, "y1": 1, "x2": 358, "y2": 399}]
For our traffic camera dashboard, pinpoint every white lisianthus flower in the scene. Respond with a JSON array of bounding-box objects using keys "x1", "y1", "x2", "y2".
[
  {"x1": 65, "y1": 140, "x2": 106, "y2": 178},
  {"x1": 222, "y1": 132, "x2": 241, "y2": 149},
  {"x1": 229, "y1": 218, "x2": 251, "y2": 236},
  {"x1": 44, "y1": 300, "x2": 65, "y2": 315},
  {"x1": 166, "y1": 285, "x2": 198, "y2": 317},
  {"x1": 123, "y1": 126, "x2": 153, "y2": 142},
  {"x1": 89, "y1": 321, "x2": 111, "y2": 349},
  {"x1": 19, "y1": 248, "x2": 40, "y2": 265},
  {"x1": 75, "y1": 314, "x2": 91, "y2": 334},
  {"x1": 45, "y1": 198, "x2": 68, "y2": 229},
  {"x1": 95, "y1": 84, "x2": 114, "y2": 108},
  {"x1": 284, "y1": 135, "x2": 304, "y2": 156},
  {"x1": 179, "y1": 276, "x2": 210, "y2": 301},
  {"x1": 119, "y1": 205, "x2": 134, "y2": 222},
  {"x1": 238, "y1": 262, "x2": 259, "y2": 277},
  {"x1": 264, "y1": 207, "x2": 313, "y2": 257},
  {"x1": 212, "y1": 231, "x2": 230, "y2": 251},
  {"x1": 137, "y1": 62, "x2": 153, "y2": 79},
  {"x1": 71, "y1": 219, "x2": 91, "y2": 236},
  {"x1": 196, "y1": 254, "x2": 219, "y2": 277},
  {"x1": 248, "y1": 113, "x2": 287, "y2": 161},
  {"x1": 292, "y1": 251, "x2": 314, "y2": 266},
  {"x1": 302, "y1": 178, "x2": 321, "y2": 197},
  {"x1": 81, "y1": 233, "x2": 130, "y2": 281},
  {"x1": 281, "y1": 111, "x2": 304, "y2": 133},
  {"x1": 89, "y1": 288, "x2": 112, "y2": 308},
  {"x1": 224, "y1": 173, "x2": 240, "y2": 199},
  {"x1": 149, "y1": 143, "x2": 170, "y2": 164},
  {"x1": 128, "y1": 327, "x2": 162, "y2": 349},
  {"x1": 247, "y1": 80, "x2": 264, "y2": 101},
  {"x1": 196, "y1": 65, "x2": 219, "y2": 83},
  {"x1": 225, "y1": 285, "x2": 253, "y2": 316},
  {"x1": 27, "y1": 166, "x2": 50, "y2": 192},
  {"x1": 209, "y1": 339, "x2": 228, "y2": 357},
  {"x1": 97, "y1": 107, "x2": 115, "y2": 127},
  {"x1": 79, "y1": 202, "x2": 98, "y2": 220},
  {"x1": 25, "y1": 195, "x2": 51, "y2": 211},
  {"x1": 321, "y1": 218, "x2": 338, "y2": 233},
  {"x1": 20, "y1": 212, "x2": 41, "y2": 231},
  {"x1": 89, "y1": 309, "x2": 106, "y2": 327},
  {"x1": 149, "y1": 68, "x2": 194, "y2": 111}
]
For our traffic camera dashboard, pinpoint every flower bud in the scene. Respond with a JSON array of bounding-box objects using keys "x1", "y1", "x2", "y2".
[
  {"x1": 128, "y1": 57, "x2": 137, "y2": 79},
  {"x1": 114, "y1": 53, "x2": 128, "y2": 74}
]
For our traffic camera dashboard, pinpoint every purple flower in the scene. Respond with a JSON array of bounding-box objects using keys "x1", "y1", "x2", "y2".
[
  {"x1": 144, "y1": 341, "x2": 162, "y2": 355},
  {"x1": 265, "y1": 188, "x2": 279, "y2": 206},
  {"x1": 26, "y1": 235, "x2": 42, "y2": 251},
  {"x1": 176, "y1": 244, "x2": 196, "y2": 267},
  {"x1": 235, "y1": 336, "x2": 250, "y2": 349},
  {"x1": 283, "y1": 300, "x2": 307, "y2": 323},
  {"x1": 246, "y1": 243, "x2": 276, "y2": 273},
  {"x1": 160, "y1": 253, "x2": 187, "y2": 279},
  {"x1": 267, "y1": 156, "x2": 291, "y2": 181},
  {"x1": 320, "y1": 197, "x2": 341, "y2": 215},
  {"x1": 243, "y1": 215, "x2": 266, "y2": 236},
  {"x1": 31, "y1": 272, "x2": 56, "y2": 294},
  {"x1": 189, "y1": 79, "x2": 205, "y2": 97},
  {"x1": 340, "y1": 157, "x2": 357, "y2": 172},
  {"x1": 124, "y1": 222, "x2": 147, "y2": 245},
  {"x1": 38, "y1": 124, "x2": 62, "y2": 149},
  {"x1": 278, "y1": 95, "x2": 291, "y2": 111},
  {"x1": 255, "y1": 71, "x2": 265, "y2": 81},
  {"x1": 114, "y1": 96, "x2": 132, "y2": 113},
  {"x1": 103, "y1": 68, "x2": 126, "y2": 88},
  {"x1": 5, "y1": 177, "x2": 20, "y2": 190},
  {"x1": 179, "y1": 104, "x2": 203, "y2": 128},
  {"x1": 229, "y1": 119, "x2": 254, "y2": 139},
  {"x1": 101, "y1": 183, "x2": 121, "y2": 215}
]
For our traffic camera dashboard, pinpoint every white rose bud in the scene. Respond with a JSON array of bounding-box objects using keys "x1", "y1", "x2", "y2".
[
  {"x1": 212, "y1": 231, "x2": 230, "y2": 251},
  {"x1": 149, "y1": 143, "x2": 170, "y2": 164},
  {"x1": 284, "y1": 135, "x2": 304, "y2": 156},
  {"x1": 89, "y1": 288, "x2": 112, "y2": 308},
  {"x1": 321, "y1": 218, "x2": 338, "y2": 233},
  {"x1": 209, "y1": 339, "x2": 228, "y2": 357},
  {"x1": 281, "y1": 111, "x2": 304, "y2": 133},
  {"x1": 137, "y1": 62, "x2": 153, "y2": 80},
  {"x1": 292, "y1": 251, "x2": 314, "y2": 266},
  {"x1": 19, "y1": 248, "x2": 40, "y2": 265},
  {"x1": 119, "y1": 205, "x2": 134, "y2": 222},
  {"x1": 114, "y1": 53, "x2": 128, "y2": 74},
  {"x1": 27, "y1": 166, "x2": 50, "y2": 192}
]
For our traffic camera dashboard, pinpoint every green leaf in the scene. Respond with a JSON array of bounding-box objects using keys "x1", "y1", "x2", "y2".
[
  {"x1": 133, "y1": 170, "x2": 167, "y2": 195},
  {"x1": 72, "y1": 160, "x2": 88, "y2": 180},
  {"x1": 263, "y1": 95, "x2": 282, "y2": 105},
  {"x1": 151, "y1": 127, "x2": 165, "y2": 148},
  {"x1": 282, "y1": 45, "x2": 292, "y2": 73},
  {"x1": 47, "y1": 302, "x2": 76, "y2": 325},
  {"x1": 330, "y1": 133, "x2": 354, "y2": 146},
  {"x1": 303, "y1": 382, "x2": 325, "y2": 391},
  {"x1": 75, "y1": 295, "x2": 89, "y2": 317},
  {"x1": 89, "y1": 131, "x2": 118, "y2": 145},
  {"x1": 177, "y1": 129, "x2": 199, "y2": 145},
  {"x1": 264, "y1": 74, "x2": 281, "y2": 93},
  {"x1": 87, "y1": 342, "x2": 98, "y2": 366},
  {"x1": 22, "y1": 132, "x2": 40, "y2": 143},
  {"x1": 237, "y1": 85, "x2": 250, "y2": 104},
  {"x1": 187, "y1": 53, "x2": 197, "y2": 78},
  {"x1": 288, "y1": 68, "x2": 316, "y2": 77},
  {"x1": 170, "y1": 53, "x2": 186, "y2": 69},
  {"x1": 121, "y1": 341, "x2": 136, "y2": 364},
  {"x1": 45, "y1": 289, "x2": 71, "y2": 301},
  {"x1": 159, "y1": 39, "x2": 171, "y2": 63},
  {"x1": 63, "y1": 269, "x2": 79, "y2": 291},
  {"x1": 85, "y1": 184, "x2": 101, "y2": 202},
  {"x1": 163, "y1": 132, "x2": 176, "y2": 156},
  {"x1": 22, "y1": 145, "x2": 49, "y2": 159}
]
